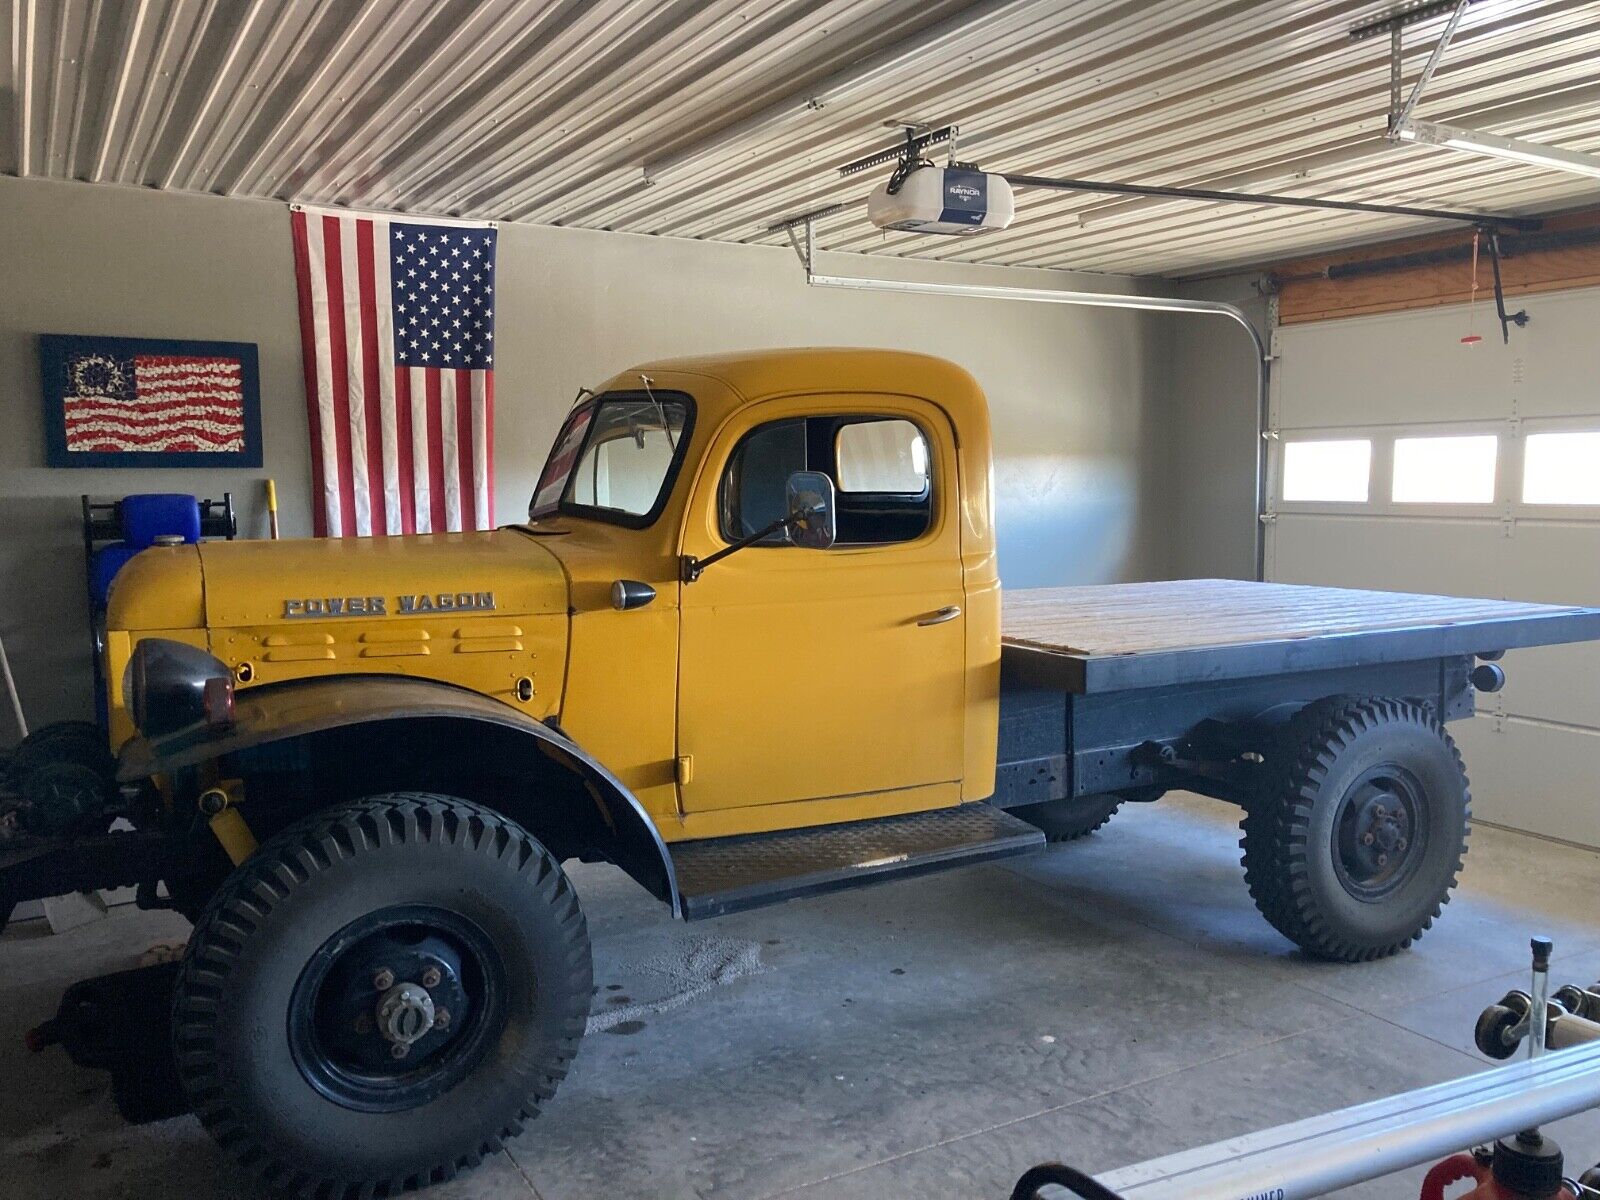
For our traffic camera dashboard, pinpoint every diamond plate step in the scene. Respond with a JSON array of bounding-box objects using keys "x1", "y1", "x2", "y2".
[{"x1": 671, "y1": 802, "x2": 1046, "y2": 920}]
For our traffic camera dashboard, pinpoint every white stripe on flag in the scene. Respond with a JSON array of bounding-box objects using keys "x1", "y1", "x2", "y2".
[
  {"x1": 303, "y1": 216, "x2": 343, "y2": 538},
  {"x1": 471, "y1": 372, "x2": 490, "y2": 530},
  {"x1": 439, "y1": 370, "x2": 462, "y2": 531},
  {"x1": 370, "y1": 217, "x2": 403, "y2": 535},
  {"x1": 340, "y1": 220, "x2": 372, "y2": 537},
  {"x1": 410, "y1": 366, "x2": 432, "y2": 533},
  {"x1": 134, "y1": 362, "x2": 242, "y2": 378}
]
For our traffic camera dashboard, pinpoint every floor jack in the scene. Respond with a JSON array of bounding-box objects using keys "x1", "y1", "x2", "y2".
[
  {"x1": 1477, "y1": 953, "x2": 1600, "y2": 1063},
  {"x1": 1013, "y1": 939, "x2": 1600, "y2": 1200},
  {"x1": 24, "y1": 961, "x2": 188, "y2": 1123}
]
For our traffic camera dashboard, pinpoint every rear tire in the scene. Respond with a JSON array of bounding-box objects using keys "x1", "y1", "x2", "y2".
[
  {"x1": 1014, "y1": 794, "x2": 1124, "y2": 842},
  {"x1": 1241, "y1": 697, "x2": 1469, "y2": 962},
  {"x1": 173, "y1": 793, "x2": 592, "y2": 1198}
]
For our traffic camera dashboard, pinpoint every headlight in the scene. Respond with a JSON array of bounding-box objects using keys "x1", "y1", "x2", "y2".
[{"x1": 126, "y1": 639, "x2": 235, "y2": 738}]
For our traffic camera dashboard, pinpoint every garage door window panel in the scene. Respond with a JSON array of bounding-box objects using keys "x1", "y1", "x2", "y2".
[
  {"x1": 1523, "y1": 430, "x2": 1600, "y2": 506},
  {"x1": 1281, "y1": 438, "x2": 1373, "y2": 504},
  {"x1": 1392, "y1": 435, "x2": 1498, "y2": 505}
]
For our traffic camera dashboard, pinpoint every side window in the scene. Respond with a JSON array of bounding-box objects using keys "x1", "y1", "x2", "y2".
[
  {"x1": 836, "y1": 419, "x2": 929, "y2": 494},
  {"x1": 720, "y1": 419, "x2": 807, "y2": 542},
  {"x1": 718, "y1": 414, "x2": 933, "y2": 547}
]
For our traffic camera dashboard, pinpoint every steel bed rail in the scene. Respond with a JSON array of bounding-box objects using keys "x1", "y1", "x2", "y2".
[{"x1": 1065, "y1": 1039, "x2": 1600, "y2": 1200}]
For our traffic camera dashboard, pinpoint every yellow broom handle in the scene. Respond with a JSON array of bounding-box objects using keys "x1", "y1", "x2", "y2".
[{"x1": 265, "y1": 478, "x2": 280, "y2": 540}]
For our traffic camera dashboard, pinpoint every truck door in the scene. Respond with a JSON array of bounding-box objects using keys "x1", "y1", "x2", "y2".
[{"x1": 676, "y1": 397, "x2": 967, "y2": 816}]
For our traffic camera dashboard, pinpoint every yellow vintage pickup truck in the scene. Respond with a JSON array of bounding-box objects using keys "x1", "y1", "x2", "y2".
[{"x1": 8, "y1": 347, "x2": 1600, "y2": 1198}]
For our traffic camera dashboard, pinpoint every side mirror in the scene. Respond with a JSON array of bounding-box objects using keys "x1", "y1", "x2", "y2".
[
  {"x1": 681, "y1": 471, "x2": 838, "y2": 583},
  {"x1": 784, "y1": 471, "x2": 836, "y2": 550}
]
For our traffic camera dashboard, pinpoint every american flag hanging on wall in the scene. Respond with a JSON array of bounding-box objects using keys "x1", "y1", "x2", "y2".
[{"x1": 290, "y1": 204, "x2": 497, "y2": 537}]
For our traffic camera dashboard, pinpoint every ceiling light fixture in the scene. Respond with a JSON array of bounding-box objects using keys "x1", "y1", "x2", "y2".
[
  {"x1": 1392, "y1": 117, "x2": 1600, "y2": 181},
  {"x1": 1370, "y1": 0, "x2": 1600, "y2": 182}
]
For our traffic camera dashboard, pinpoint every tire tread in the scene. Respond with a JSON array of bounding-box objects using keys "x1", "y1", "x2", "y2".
[{"x1": 1016, "y1": 795, "x2": 1124, "y2": 843}]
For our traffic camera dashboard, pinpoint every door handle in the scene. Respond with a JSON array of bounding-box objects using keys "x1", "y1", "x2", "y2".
[{"x1": 917, "y1": 605, "x2": 962, "y2": 627}]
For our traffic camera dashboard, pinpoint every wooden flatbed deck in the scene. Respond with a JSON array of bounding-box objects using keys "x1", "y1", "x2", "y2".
[{"x1": 1002, "y1": 579, "x2": 1600, "y2": 694}]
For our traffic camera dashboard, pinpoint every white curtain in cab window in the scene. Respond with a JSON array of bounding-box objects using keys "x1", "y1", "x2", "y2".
[
  {"x1": 1392, "y1": 435, "x2": 1498, "y2": 504},
  {"x1": 1281, "y1": 439, "x2": 1372, "y2": 502},
  {"x1": 1524, "y1": 431, "x2": 1600, "y2": 505},
  {"x1": 836, "y1": 419, "x2": 929, "y2": 493}
]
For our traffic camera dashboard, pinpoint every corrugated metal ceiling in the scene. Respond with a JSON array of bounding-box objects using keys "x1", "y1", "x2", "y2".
[{"x1": 4, "y1": 0, "x2": 1599, "y2": 277}]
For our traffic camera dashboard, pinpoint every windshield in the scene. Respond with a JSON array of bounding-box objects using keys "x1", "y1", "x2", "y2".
[{"x1": 529, "y1": 393, "x2": 692, "y2": 526}]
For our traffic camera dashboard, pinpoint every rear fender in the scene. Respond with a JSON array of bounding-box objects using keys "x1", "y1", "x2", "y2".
[{"x1": 117, "y1": 676, "x2": 681, "y2": 915}]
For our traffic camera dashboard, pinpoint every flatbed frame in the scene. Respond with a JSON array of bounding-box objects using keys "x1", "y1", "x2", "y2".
[{"x1": 994, "y1": 579, "x2": 1600, "y2": 809}]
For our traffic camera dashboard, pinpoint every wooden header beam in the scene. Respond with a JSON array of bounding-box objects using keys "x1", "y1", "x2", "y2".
[{"x1": 1269, "y1": 208, "x2": 1600, "y2": 324}]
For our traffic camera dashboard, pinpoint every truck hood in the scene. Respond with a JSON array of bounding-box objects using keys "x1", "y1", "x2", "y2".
[{"x1": 196, "y1": 530, "x2": 569, "y2": 628}]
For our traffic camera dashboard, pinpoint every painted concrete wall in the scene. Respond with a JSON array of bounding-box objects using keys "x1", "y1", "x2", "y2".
[
  {"x1": 1152, "y1": 275, "x2": 1271, "y2": 581},
  {"x1": 0, "y1": 175, "x2": 1164, "y2": 735}
]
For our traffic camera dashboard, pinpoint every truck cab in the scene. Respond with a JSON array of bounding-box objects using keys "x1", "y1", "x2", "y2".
[{"x1": 524, "y1": 348, "x2": 999, "y2": 840}]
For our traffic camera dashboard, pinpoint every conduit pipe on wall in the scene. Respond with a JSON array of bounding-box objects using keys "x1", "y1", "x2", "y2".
[{"x1": 796, "y1": 229, "x2": 1271, "y2": 579}]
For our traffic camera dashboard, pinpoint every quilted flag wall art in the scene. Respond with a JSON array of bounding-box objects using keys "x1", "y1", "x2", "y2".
[{"x1": 39, "y1": 334, "x2": 263, "y2": 468}]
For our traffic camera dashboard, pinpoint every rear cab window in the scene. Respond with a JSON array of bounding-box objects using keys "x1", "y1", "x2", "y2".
[{"x1": 719, "y1": 414, "x2": 932, "y2": 546}]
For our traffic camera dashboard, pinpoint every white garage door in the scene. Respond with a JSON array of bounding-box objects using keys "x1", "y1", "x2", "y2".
[{"x1": 1266, "y1": 286, "x2": 1600, "y2": 848}]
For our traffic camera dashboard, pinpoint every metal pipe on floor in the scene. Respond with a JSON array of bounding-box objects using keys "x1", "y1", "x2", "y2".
[
  {"x1": 1532, "y1": 936, "x2": 1553, "y2": 1059},
  {"x1": 804, "y1": 266, "x2": 1272, "y2": 580},
  {"x1": 1082, "y1": 1039, "x2": 1600, "y2": 1200}
]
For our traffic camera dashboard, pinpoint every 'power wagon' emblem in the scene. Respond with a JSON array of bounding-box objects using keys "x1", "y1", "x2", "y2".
[{"x1": 283, "y1": 592, "x2": 497, "y2": 619}]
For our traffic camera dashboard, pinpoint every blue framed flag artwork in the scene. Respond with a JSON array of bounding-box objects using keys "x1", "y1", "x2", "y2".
[{"x1": 40, "y1": 334, "x2": 263, "y2": 468}]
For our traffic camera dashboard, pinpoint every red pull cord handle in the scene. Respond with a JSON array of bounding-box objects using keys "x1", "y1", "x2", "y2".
[{"x1": 1421, "y1": 1153, "x2": 1486, "y2": 1200}]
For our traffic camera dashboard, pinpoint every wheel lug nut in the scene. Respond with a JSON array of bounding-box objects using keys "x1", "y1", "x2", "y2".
[
  {"x1": 1377, "y1": 854, "x2": 1389, "y2": 866},
  {"x1": 1362, "y1": 832, "x2": 1375, "y2": 845},
  {"x1": 434, "y1": 1007, "x2": 451, "y2": 1030},
  {"x1": 390, "y1": 1042, "x2": 410, "y2": 1060},
  {"x1": 421, "y1": 967, "x2": 442, "y2": 988},
  {"x1": 1397, "y1": 838, "x2": 1408, "y2": 851},
  {"x1": 373, "y1": 968, "x2": 395, "y2": 991}
]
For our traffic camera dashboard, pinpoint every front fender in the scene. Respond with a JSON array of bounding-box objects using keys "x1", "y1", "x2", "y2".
[{"x1": 118, "y1": 675, "x2": 682, "y2": 916}]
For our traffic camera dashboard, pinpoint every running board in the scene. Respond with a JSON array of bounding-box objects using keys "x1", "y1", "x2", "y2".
[{"x1": 670, "y1": 802, "x2": 1045, "y2": 920}]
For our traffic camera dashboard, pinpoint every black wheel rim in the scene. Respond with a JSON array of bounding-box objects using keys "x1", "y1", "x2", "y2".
[
  {"x1": 288, "y1": 904, "x2": 509, "y2": 1113},
  {"x1": 1331, "y1": 765, "x2": 1428, "y2": 902}
]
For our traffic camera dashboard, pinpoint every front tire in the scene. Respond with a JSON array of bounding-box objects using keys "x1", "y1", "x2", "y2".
[
  {"x1": 173, "y1": 793, "x2": 592, "y2": 1197},
  {"x1": 1242, "y1": 697, "x2": 1470, "y2": 962}
]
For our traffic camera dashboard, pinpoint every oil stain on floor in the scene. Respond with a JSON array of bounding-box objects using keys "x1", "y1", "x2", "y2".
[{"x1": 585, "y1": 935, "x2": 764, "y2": 1035}]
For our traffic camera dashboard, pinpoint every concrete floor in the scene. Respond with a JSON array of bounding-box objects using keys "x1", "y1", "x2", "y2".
[{"x1": 5, "y1": 793, "x2": 1600, "y2": 1200}]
